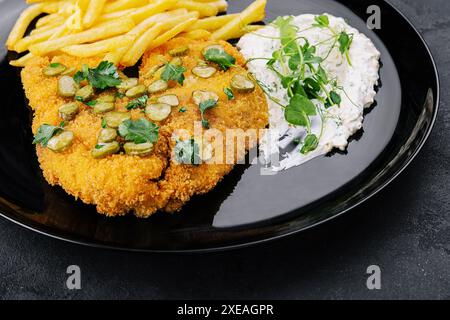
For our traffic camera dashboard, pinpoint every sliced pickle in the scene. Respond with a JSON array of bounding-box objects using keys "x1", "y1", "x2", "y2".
[
  {"x1": 192, "y1": 65, "x2": 217, "y2": 79},
  {"x1": 230, "y1": 74, "x2": 255, "y2": 93},
  {"x1": 145, "y1": 103, "x2": 172, "y2": 122}
]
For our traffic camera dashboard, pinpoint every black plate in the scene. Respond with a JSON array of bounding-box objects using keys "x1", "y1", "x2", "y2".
[{"x1": 0, "y1": 0, "x2": 439, "y2": 252}]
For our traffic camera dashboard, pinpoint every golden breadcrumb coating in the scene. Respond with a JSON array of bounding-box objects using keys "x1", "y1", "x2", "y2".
[{"x1": 21, "y1": 38, "x2": 268, "y2": 217}]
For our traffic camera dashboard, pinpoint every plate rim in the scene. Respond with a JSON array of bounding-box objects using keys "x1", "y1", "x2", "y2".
[{"x1": 0, "y1": 0, "x2": 441, "y2": 253}]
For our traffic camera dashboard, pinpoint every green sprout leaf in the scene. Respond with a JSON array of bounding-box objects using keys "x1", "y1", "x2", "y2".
[
  {"x1": 285, "y1": 94, "x2": 317, "y2": 127},
  {"x1": 330, "y1": 91, "x2": 342, "y2": 106},
  {"x1": 300, "y1": 134, "x2": 319, "y2": 154},
  {"x1": 313, "y1": 15, "x2": 330, "y2": 28}
]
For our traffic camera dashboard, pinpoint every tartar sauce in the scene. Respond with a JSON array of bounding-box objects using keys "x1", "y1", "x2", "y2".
[{"x1": 237, "y1": 14, "x2": 381, "y2": 171}]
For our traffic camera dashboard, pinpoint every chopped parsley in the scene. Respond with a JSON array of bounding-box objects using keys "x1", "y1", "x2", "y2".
[
  {"x1": 32, "y1": 123, "x2": 64, "y2": 147},
  {"x1": 179, "y1": 107, "x2": 187, "y2": 113},
  {"x1": 101, "y1": 118, "x2": 107, "y2": 128},
  {"x1": 126, "y1": 95, "x2": 148, "y2": 110},
  {"x1": 118, "y1": 118, "x2": 159, "y2": 144},
  {"x1": 203, "y1": 48, "x2": 236, "y2": 70},
  {"x1": 115, "y1": 92, "x2": 125, "y2": 99},
  {"x1": 199, "y1": 99, "x2": 218, "y2": 128},
  {"x1": 161, "y1": 63, "x2": 186, "y2": 85},
  {"x1": 224, "y1": 87, "x2": 235, "y2": 100},
  {"x1": 85, "y1": 100, "x2": 97, "y2": 107},
  {"x1": 49, "y1": 62, "x2": 64, "y2": 68},
  {"x1": 73, "y1": 61, "x2": 121, "y2": 89}
]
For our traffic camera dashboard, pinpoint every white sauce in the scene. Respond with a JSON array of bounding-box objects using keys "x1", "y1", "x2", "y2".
[{"x1": 237, "y1": 14, "x2": 381, "y2": 171}]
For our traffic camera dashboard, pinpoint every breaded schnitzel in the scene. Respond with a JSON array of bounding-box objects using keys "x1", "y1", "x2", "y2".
[{"x1": 21, "y1": 38, "x2": 268, "y2": 217}]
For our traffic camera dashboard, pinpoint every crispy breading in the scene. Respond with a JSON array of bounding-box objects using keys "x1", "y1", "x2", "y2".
[{"x1": 21, "y1": 38, "x2": 268, "y2": 217}]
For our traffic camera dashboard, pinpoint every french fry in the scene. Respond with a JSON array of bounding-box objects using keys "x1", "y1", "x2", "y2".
[
  {"x1": 128, "y1": 11, "x2": 198, "y2": 39},
  {"x1": 48, "y1": 25, "x2": 69, "y2": 40},
  {"x1": 130, "y1": 0, "x2": 179, "y2": 24},
  {"x1": 230, "y1": 24, "x2": 264, "y2": 39},
  {"x1": 148, "y1": 17, "x2": 197, "y2": 50},
  {"x1": 14, "y1": 25, "x2": 65, "y2": 53},
  {"x1": 211, "y1": 0, "x2": 267, "y2": 40},
  {"x1": 179, "y1": 29, "x2": 211, "y2": 40},
  {"x1": 35, "y1": 13, "x2": 61, "y2": 28},
  {"x1": 32, "y1": 16, "x2": 65, "y2": 33},
  {"x1": 29, "y1": 18, "x2": 135, "y2": 56},
  {"x1": 62, "y1": 34, "x2": 135, "y2": 57},
  {"x1": 104, "y1": 46, "x2": 129, "y2": 65},
  {"x1": 161, "y1": 12, "x2": 199, "y2": 31},
  {"x1": 66, "y1": 7, "x2": 83, "y2": 31},
  {"x1": 9, "y1": 53, "x2": 34, "y2": 67},
  {"x1": 77, "y1": 0, "x2": 90, "y2": 12},
  {"x1": 186, "y1": 14, "x2": 239, "y2": 31},
  {"x1": 83, "y1": 0, "x2": 107, "y2": 28},
  {"x1": 104, "y1": 0, "x2": 148, "y2": 14},
  {"x1": 207, "y1": 0, "x2": 228, "y2": 13},
  {"x1": 6, "y1": 4, "x2": 45, "y2": 49},
  {"x1": 121, "y1": 23, "x2": 164, "y2": 67},
  {"x1": 174, "y1": 1, "x2": 218, "y2": 18},
  {"x1": 97, "y1": 8, "x2": 136, "y2": 23},
  {"x1": 41, "y1": 2, "x2": 61, "y2": 14},
  {"x1": 9, "y1": 0, "x2": 267, "y2": 67}
]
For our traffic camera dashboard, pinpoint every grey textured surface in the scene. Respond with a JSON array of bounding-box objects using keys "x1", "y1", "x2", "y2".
[{"x1": 1, "y1": 0, "x2": 449, "y2": 300}]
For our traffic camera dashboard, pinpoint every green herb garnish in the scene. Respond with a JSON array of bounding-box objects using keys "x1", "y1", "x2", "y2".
[
  {"x1": 32, "y1": 124, "x2": 64, "y2": 147},
  {"x1": 300, "y1": 134, "x2": 319, "y2": 154},
  {"x1": 73, "y1": 61, "x2": 121, "y2": 89},
  {"x1": 249, "y1": 15, "x2": 355, "y2": 154},
  {"x1": 126, "y1": 95, "x2": 148, "y2": 110},
  {"x1": 198, "y1": 99, "x2": 218, "y2": 128},
  {"x1": 115, "y1": 92, "x2": 125, "y2": 99},
  {"x1": 161, "y1": 63, "x2": 186, "y2": 85},
  {"x1": 284, "y1": 94, "x2": 317, "y2": 129},
  {"x1": 203, "y1": 48, "x2": 236, "y2": 70},
  {"x1": 224, "y1": 87, "x2": 235, "y2": 100},
  {"x1": 313, "y1": 15, "x2": 330, "y2": 28},
  {"x1": 179, "y1": 107, "x2": 187, "y2": 113},
  {"x1": 101, "y1": 118, "x2": 107, "y2": 128},
  {"x1": 338, "y1": 31, "x2": 353, "y2": 65},
  {"x1": 49, "y1": 62, "x2": 65, "y2": 69},
  {"x1": 118, "y1": 118, "x2": 159, "y2": 144},
  {"x1": 174, "y1": 139, "x2": 201, "y2": 165},
  {"x1": 85, "y1": 100, "x2": 97, "y2": 107}
]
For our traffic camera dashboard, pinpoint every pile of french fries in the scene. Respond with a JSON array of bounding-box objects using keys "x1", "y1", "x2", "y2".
[{"x1": 6, "y1": 0, "x2": 267, "y2": 68}]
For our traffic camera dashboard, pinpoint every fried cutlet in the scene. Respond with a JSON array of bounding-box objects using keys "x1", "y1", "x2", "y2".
[{"x1": 21, "y1": 38, "x2": 268, "y2": 217}]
